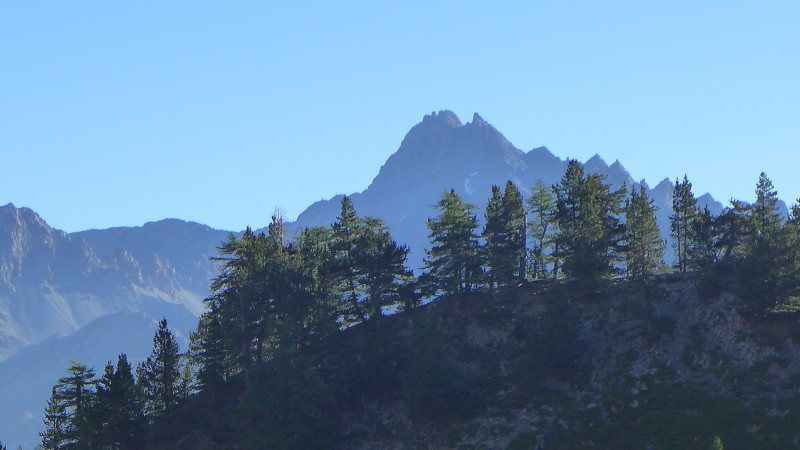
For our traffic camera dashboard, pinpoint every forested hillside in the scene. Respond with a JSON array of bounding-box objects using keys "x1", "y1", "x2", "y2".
[{"x1": 22, "y1": 165, "x2": 800, "y2": 450}]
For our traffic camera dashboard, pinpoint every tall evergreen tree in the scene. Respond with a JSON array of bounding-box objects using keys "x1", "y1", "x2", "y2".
[
  {"x1": 481, "y1": 185, "x2": 505, "y2": 289},
  {"x1": 354, "y1": 217, "x2": 412, "y2": 319},
  {"x1": 527, "y1": 179, "x2": 558, "y2": 280},
  {"x1": 295, "y1": 225, "x2": 341, "y2": 340},
  {"x1": 208, "y1": 227, "x2": 271, "y2": 372},
  {"x1": 624, "y1": 185, "x2": 665, "y2": 279},
  {"x1": 190, "y1": 303, "x2": 228, "y2": 400},
  {"x1": 331, "y1": 196, "x2": 366, "y2": 324},
  {"x1": 687, "y1": 206, "x2": 719, "y2": 270},
  {"x1": 751, "y1": 172, "x2": 783, "y2": 241},
  {"x1": 137, "y1": 319, "x2": 181, "y2": 425},
  {"x1": 715, "y1": 200, "x2": 751, "y2": 261},
  {"x1": 90, "y1": 362, "x2": 117, "y2": 448},
  {"x1": 424, "y1": 189, "x2": 482, "y2": 295},
  {"x1": 737, "y1": 173, "x2": 800, "y2": 313},
  {"x1": 39, "y1": 387, "x2": 69, "y2": 450},
  {"x1": 55, "y1": 361, "x2": 97, "y2": 448},
  {"x1": 502, "y1": 181, "x2": 527, "y2": 284},
  {"x1": 670, "y1": 175, "x2": 698, "y2": 272},
  {"x1": 106, "y1": 354, "x2": 143, "y2": 449},
  {"x1": 553, "y1": 160, "x2": 625, "y2": 285},
  {"x1": 482, "y1": 182, "x2": 528, "y2": 287}
]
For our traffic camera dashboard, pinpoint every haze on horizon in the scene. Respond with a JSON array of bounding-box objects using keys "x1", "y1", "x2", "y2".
[{"x1": 1, "y1": 2, "x2": 798, "y2": 232}]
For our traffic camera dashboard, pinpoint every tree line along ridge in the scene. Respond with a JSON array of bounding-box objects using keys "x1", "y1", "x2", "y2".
[{"x1": 29, "y1": 159, "x2": 800, "y2": 449}]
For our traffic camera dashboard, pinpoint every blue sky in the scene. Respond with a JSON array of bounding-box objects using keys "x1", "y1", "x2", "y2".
[{"x1": 1, "y1": 2, "x2": 798, "y2": 232}]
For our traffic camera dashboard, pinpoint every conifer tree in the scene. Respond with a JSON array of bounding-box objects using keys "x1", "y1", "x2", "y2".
[
  {"x1": 190, "y1": 304, "x2": 228, "y2": 400},
  {"x1": 354, "y1": 217, "x2": 412, "y2": 319},
  {"x1": 39, "y1": 387, "x2": 68, "y2": 450},
  {"x1": 137, "y1": 319, "x2": 181, "y2": 424},
  {"x1": 424, "y1": 189, "x2": 482, "y2": 295},
  {"x1": 751, "y1": 172, "x2": 783, "y2": 241},
  {"x1": 482, "y1": 182, "x2": 528, "y2": 287},
  {"x1": 208, "y1": 227, "x2": 270, "y2": 372},
  {"x1": 295, "y1": 225, "x2": 341, "y2": 340},
  {"x1": 553, "y1": 160, "x2": 625, "y2": 285},
  {"x1": 791, "y1": 198, "x2": 800, "y2": 228},
  {"x1": 87, "y1": 356, "x2": 141, "y2": 449},
  {"x1": 331, "y1": 196, "x2": 366, "y2": 324},
  {"x1": 670, "y1": 175, "x2": 697, "y2": 272},
  {"x1": 55, "y1": 361, "x2": 97, "y2": 447},
  {"x1": 624, "y1": 185, "x2": 665, "y2": 278},
  {"x1": 482, "y1": 185, "x2": 505, "y2": 289},
  {"x1": 502, "y1": 181, "x2": 527, "y2": 284},
  {"x1": 527, "y1": 179, "x2": 558, "y2": 280},
  {"x1": 90, "y1": 361, "x2": 116, "y2": 448},
  {"x1": 255, "y1": 213, "x2": 312, "y2": 361},
  {"x1": 106, "y1": 354, "x2": 143, "y2": 450},
  {"x1": 715, "y1": 200, "x2": 751, "y2": 261},
  {"x1": 177, "y1": 356, "x2": 195, "y2": 401},
  {"x1": 687, "y1": 206, "x2": 718, "y2": 270},
  {"x1": 737, "y1": 173, "x2": 800, "y2": 312}
]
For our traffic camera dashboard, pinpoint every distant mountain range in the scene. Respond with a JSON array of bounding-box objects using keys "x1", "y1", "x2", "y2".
[
  {"x1": 290, "y1": 110, "x2": 725, "y2": 270},
  {"x1": 0, "y1": 110, "x2": 734, "y2": 448}
]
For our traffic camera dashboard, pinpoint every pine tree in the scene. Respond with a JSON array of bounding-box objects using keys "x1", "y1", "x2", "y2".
[
  {"x1": 687, "y1": 206, "x2": 718, "y2": 270},
  {"x1": 791, "y1": 198, "x2": 800, "y2": 228},
  {"x1": 331, "y1": 196, "x2": 366, "y2": 324},
  {"x1": 354, "y1": 217, "x2": 412, "y2": 319},
  {"x1": 107, "y1": 354, "x2": 143, "y2": 449},
  {"x1": 751, "y1": 172, "x2": 783, "y2": 241},
  {"x1": 670, "y1": 175, "x2": 698, "y2": 272},
  {"x1": 553, "y1": 160, "x2": 625, "y2": 285},
  {"x1": 624, "y1": 185, "x2": 665, "y2": 279},
  {"x1": 502, "y1": 181, "x2": 527, "y2": 284},
  {"x1": 482, "y1": 182, "x2": 528, "y2": 287},
  {"x1": 424, "y1": 189, "x2": 482, "y2": 295},
  {"x1": 137, "y1": 319, "x2": 181, "y2": 425},
  {"x1": 190, "y1": 304, "x2": 228, "y2": 400},
  {"x1": 208, "y1": 228, "x2": 270, "y2": 372},
  {"x1": 177, "y1": 355, "x2": 195, "y2": 401},
  {"x1": 294, "y1": 225, "x2": 341, "y2": 341},
  {"x1": 737, "y1": 173, "x2": 800, "y2": 313},
  {"x1": 39, "y1": 387, "x2": 68, "y2": 450},
  {"x1": 482, "y1": 185, "x2": 505, "y2": 289},
  {"x1": 55, "y1": 361, "x2": 97, "y2": 448},
  {"x1": 715, "y1": 200, "x2": 751, "y2": 261},
  {"x1": 90, "y1": 361, "x2": 116, "y2": 448},
  {"x1": 527, "y1": 179, "x2": 558, "y2": 280}
]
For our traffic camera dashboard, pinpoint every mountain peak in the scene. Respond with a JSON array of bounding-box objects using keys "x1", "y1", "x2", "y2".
[
  {"x1": 584, "y1": 153, "x2": 609, "y2": 172},
  {"x1": 421, "y1": 110, "x2": 462, "y2": 128},
  {"x1": 470, "y1": 112, "x2": 487, "y2": 126},
  {"x1": 654, "y1": 177, "x2": 673, "y2": 191}
]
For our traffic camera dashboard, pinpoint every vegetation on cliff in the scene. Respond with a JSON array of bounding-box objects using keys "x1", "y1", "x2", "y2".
[{"x1": 34, "y1": 167, "x2": 800, "y2": 449}]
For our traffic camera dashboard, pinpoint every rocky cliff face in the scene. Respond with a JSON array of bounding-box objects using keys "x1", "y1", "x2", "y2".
[
  {"x1": 0, "y1": 204, "x2": 226, "y2": 361},
  {"x1": 0, "y1": 203, "x2": 107, "y2": 358}
]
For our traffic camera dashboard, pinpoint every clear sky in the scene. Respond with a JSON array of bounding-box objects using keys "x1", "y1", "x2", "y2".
[{"x1": 1, "y1": 2, "x2": 798, "y2": 232}]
